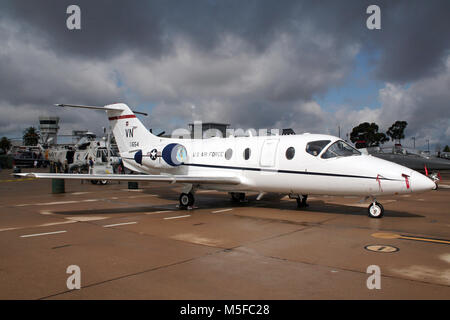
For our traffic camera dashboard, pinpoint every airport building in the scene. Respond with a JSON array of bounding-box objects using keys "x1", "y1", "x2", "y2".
[
  {"x1": 189, "y1": 122, "x2": 230, "y2": 139},
  {"x1": 39, "y1": 116, "x2": 59, "y2": 145}
]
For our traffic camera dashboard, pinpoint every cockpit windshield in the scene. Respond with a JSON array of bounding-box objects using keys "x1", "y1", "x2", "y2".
[
  {"x1": 321, "y1": 140, "x2": 361, "y2": 159},
  {"x1": 306, "y1": 140, "x2": 331, "y2": 156}
]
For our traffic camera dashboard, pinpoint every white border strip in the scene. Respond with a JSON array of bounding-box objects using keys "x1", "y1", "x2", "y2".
[
  {"x1": 212, "y1": 208, "x2": 233, "y2": 213},
  {"x1": 164, "y1": 215, "x2": 191, "y2": 220},
  {"x1": 103, "y1": 222, "x2": 137, "y2": 228},
  {"x1": 21, "y1": 230, "x2": 67, "y2": 238}
]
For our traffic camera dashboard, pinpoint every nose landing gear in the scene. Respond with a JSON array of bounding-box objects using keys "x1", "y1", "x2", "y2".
[{"x1": 368, "y1": 201, "x2": 384, "y2": 218}]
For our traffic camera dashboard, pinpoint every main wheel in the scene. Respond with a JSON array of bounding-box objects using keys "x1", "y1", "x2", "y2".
[
  {"x1": 296, "y1": 195, "x2": 309, "y2": 208},
  {"x1": 230, "y1": 192, "x2": 245, "y2": 202},
  {"x1": 179, "y1": 192, "x2": 194, "y2": 209},
  {"x1": 368, "y1": 202, "x2": 384, "y2": 218},
  {"x1": 99, "y1": 180, "x2": 108, "y2": 185}
]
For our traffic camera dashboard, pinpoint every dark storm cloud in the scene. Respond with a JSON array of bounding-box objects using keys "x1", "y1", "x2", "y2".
[
  {"x1": 373, "y1": 1, "x2": 450, "y2": 82},
  {"x1": 3, "y1": 0, "x2": 450, "y2": 82},
  {"x1": 2, "y1": 0, "x2": 165, "y2": 59},
  {"x1": 0, "y1": 0, "x2": 449, "y2": 143}
]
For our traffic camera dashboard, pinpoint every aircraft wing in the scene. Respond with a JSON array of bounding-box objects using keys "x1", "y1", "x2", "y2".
[{"x1": 14, "y1": 173, "x2": 241, "y2": 185}]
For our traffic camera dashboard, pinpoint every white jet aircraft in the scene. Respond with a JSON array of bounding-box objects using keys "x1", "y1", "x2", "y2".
[{"x1": 17, "y1": 103, "x2": 437, "y2": 218}]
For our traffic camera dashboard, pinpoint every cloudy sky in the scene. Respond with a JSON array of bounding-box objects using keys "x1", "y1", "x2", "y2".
[{"x1": 0, "y1": 0, "x2": 449, "y2": 149}]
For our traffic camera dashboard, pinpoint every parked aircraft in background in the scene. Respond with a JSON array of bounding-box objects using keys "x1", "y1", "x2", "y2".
[
  {"x1": 17, "y1": 103, "x2": 437, "y2": 218},
  {"x1": 362, "y1": 145, "x2": 450, "y2": 172},
  {"x1": 44, "y1": 132, "x2": 120, "y2": 173}
]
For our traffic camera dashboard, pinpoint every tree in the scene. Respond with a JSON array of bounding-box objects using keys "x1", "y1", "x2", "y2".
[
  {"x1": 0, "y1": 137, "x2": 12, "y2": 153},
  {"x1": 350, "y1": 122, "x2": 388, "y2": 147},
  {"x1": 23, "y1": 127, "x2": 39, "y2": 146},
  {"x1": 386, "y1": 121, "x2": 408, "y2": 144},
  {"x1": 444, "y1": 145, "x2": 450, "y2": 152}
]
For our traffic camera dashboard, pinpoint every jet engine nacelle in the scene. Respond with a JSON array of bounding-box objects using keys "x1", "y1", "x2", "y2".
[{"x1": 133, "y1": 143, "x2": 188, "y2": 169}]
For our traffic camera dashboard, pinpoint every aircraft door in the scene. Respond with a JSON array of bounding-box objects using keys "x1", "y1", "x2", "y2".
[{"x1": 259, "y1": 139, "x2": 279, "y2": 167}]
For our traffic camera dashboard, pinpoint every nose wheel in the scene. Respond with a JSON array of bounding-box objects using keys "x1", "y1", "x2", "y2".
[
  {"x1": 368, "y1": 201, "x2": 384, "y2": 218},
  {"x1": 179, "y1": 192, "x2": 195, "y2": 209}
]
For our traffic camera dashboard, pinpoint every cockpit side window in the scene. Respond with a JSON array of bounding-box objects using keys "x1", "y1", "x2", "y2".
[
  {"x1": 306, "y1": 140, "x2": 331, "y2": 156},
  {"x1": 321, "y1": 140, "x2": 361, "y2": 159}
]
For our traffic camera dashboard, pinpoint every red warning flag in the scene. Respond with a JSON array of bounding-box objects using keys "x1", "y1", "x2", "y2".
[{"x1": 402, "y1": 173, "x2": 410, "y2": 189}]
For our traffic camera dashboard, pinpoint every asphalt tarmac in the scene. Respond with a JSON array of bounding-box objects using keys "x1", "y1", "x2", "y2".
[{"x1": 0, "y1": 168, "x2": 449, "y2": 299}]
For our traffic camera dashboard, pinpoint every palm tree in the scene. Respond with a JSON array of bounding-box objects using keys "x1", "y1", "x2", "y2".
[
  {"x1": 0, "y1": 137, "x2": 12, "y2": 153},
  {"x1": 23, "y1": 127, "x2": 40, "y2": 146}
]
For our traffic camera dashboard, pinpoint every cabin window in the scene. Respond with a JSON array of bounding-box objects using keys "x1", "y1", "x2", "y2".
[
  {"x1": 306, "y1": 140, "x2": 331, "y2": 156},
  {"x1": 285, "y1": 147, "x2": 295, "y2": 160},
  {"x1": 225, "y1": 148, "x2": 233, "y2": 160},
  {"x1": 321, "y1": 140, "x2": 361, "y2": 159},
  {"x1": 244, "y1": 148, "x2": 251, "y2": 160}
]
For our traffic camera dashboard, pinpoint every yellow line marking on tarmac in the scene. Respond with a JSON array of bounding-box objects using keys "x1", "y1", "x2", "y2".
[
  {"x1": 0, "y1": 178, "x2": 36, "y2": 183},
  {"x1": 372, "y1": 232, "x2": 450, "y2": 245},
  {"x1": 399, "y1": 235, "x2": 450, "y2": 244}
]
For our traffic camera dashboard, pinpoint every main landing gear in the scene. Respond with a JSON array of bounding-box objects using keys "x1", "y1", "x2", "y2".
[
  {"x1": 179, "y1": 192, "x2": 195, "y2": 209},
  {"x1": 296, "y1": 194, "x2": 309, "y2": 208},
  {"x1": 230, "y1": 192, "x2": 246, "y2": 203},
  {"x1": 368, "y1": 200, "x2": 384, "y2": 218}
]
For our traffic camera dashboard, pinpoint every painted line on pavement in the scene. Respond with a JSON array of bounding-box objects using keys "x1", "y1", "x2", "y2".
[
  {"x1": 164, "y1": 215, "x2": 191, "y2": 220},
  {"x1": 211, "y1": 208, "x2": 233, "y2": 213},
  {"x1": 372, "y1": 232, "x2": 450, "y2": 245},
  {"x1": 103, "y1": 222, "x2": 137, "y2": 228},
  {"x1": 20, "y1": 230, "x2": 67, "y2": 238}
]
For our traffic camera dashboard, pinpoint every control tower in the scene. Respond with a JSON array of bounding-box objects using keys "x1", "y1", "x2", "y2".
[{"x1": 39, "y1": 116, "x2": 59, "y2": 145}]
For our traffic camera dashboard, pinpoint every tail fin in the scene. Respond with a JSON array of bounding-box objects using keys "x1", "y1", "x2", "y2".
[
  {"x1": 105, "y1": 103, "x2": 159, "y2": 154},
  {"x1": 55, "y1": 103, "x2": 159, "y2": 155}
]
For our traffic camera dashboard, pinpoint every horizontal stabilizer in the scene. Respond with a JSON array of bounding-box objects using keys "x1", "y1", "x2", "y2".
[
  {"x1": 14, "y1": 173, "x2": 241, "y2": 185},
  {"x1": 55, "y1": 104, "x2": 148, "y2": 116}
]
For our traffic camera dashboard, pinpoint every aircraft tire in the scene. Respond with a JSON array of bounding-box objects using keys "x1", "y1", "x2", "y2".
[
  {"x1": 296, "y1": 196, "x2": 308, "y2": 208},
  {"x1": 179, "y1": 192, "x2": 194, "y2": 208},
  {"x1": 368, "y1": 202, "x2": 384, "y2": 218},
  {"x1": 91, "y1": 180, "x2": 98, "y2": 185},
  {"x1": 230, "y1": 192, "x2": 245, "y2": 202}
]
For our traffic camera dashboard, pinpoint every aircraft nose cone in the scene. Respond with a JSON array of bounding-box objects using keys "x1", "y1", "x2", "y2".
[{"x1": 410, "y1": 170, "x2": 436, "y2": 192}]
